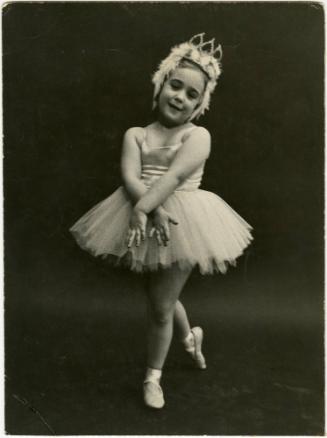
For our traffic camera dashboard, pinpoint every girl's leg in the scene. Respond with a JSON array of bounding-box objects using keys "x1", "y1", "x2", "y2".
[
  {"x1": 146, "y1": 265, "x2": 192, "y2": 370},
  {"x1": 174, "y1": 300, "x2": 192, "y2": 341},
  {"x1": 173, "y1": 299, "x2": 206, "y2": 369}
]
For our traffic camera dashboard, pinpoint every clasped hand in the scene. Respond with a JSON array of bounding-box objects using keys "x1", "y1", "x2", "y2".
[{"x1": 126, "y1": 206, "x2": 178, "y2": 248}]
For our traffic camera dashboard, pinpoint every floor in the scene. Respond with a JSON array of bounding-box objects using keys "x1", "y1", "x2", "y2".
[{"x1": 4, "y1": 237, "x2": 324, "y2": 435}]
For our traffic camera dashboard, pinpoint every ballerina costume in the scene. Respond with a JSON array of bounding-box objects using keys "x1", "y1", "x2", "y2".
[{"x1": 70, "y1": 126, "x2": 253, "y2": 274}]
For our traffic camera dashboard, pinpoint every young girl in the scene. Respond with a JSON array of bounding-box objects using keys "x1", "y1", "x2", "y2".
[{"x1": 70, "y1": 33, "x2": 253, "y2": 409}]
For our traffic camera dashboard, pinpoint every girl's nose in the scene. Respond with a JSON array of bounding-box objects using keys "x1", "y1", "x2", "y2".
[{"x1": 174, "y1": 90, "x2": 185, "y2": 102}]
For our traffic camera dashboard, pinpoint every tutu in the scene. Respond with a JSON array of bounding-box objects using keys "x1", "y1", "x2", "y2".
[
  {"x1": 70, "y1": 127, "x2": 253, "y2": 274},
  {"x1": 70, "y1": 186, "x2": 253, "y2": 274}
]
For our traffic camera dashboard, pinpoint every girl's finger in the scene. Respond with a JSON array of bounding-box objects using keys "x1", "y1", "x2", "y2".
[
  {"x1": 155, "y1": 229, "x2": 163, "y2": 246},
  {"x1": 126, "y1": 229, "x2": 132, "y2": 245},
  {"x1": 162, "y1": 235, "x2": 168, "y2": 247},
  {"x1": 149, "y1": 227, "x2": 155, "y2": 238},
  {"x1": 125, "y1": 230, "x2": 130, "y2": 245},
  {"x1": 163, "y1": 224, "x2": 170, "y2": 242},
  {"x1": 127, "y1": 229, "x2": 135, "y2": 248},
  {"x1": 168, "y1": 215, "x2": 179, "y2": 225},
  {"x1": 135, "y1": 229, "x2": 141, "y2": 247},
  {"x1": 140, "y1": 227, "x2": 146, "y2": 241},
  {"x1": 159, "y1": 227, "x2": 168, "y2": 246}
]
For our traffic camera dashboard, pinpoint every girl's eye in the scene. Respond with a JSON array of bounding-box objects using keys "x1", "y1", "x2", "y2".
[
  {"x1": 170, "y1": 81, "x2": 181, "y2": 90},
  {"x1": 188, "y1": 92, "x2": 198, "y2": 100}
]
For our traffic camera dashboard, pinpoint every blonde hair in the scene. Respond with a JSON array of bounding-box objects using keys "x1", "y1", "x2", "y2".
[{"x1": 152, "y1": 33, "x2": 223, "y2": 120}]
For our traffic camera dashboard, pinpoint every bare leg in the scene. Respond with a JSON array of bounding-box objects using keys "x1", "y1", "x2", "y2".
[
  {"x1": 174, "y1": 300, "x2": 192, "y2": 341},
  {"x1": 146, "y1": 265, "x2": 192, "y2": 370}
]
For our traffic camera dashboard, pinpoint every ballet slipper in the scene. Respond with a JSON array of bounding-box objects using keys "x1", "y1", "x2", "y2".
[
  {"x1": 143, "y1": 379, "x2": 165, "y2": 409},
  {"x1": 184, "y1": 326, "x2": 207, "y2": 370}
]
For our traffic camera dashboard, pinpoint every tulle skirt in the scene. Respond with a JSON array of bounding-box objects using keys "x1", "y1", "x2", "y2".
[{"x1": 70, "y1": 186, "x2": 253, "y2": 275}]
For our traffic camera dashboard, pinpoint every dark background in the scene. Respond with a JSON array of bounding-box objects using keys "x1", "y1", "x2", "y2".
[{"x1": 3, "y1": 2, "x2": 324, "y2": 435}]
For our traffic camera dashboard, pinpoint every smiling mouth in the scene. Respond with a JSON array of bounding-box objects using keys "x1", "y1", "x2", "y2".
[{"x1": 169, "y1": 103, "x2": 183, "y2": 111}]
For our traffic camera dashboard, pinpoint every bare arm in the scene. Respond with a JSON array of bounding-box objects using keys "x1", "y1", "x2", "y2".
[
  {"x1": 134, "y1": 127, "x2": 211, "y2": 214},
  {"x1": 121, "y1": 127, "x2": 166, "y2": 215},
  {"x1": 120, "y1": 127, "x2": 150, "y2": 205},
  {"x1": 122, "y1": 127, "x2": 177, "y2": 248}
]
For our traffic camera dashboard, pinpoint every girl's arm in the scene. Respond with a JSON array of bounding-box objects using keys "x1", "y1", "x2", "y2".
[
  {"x1": 121, "y1": 127, "x2": 170, "y2": 214},
  {"x1": 122, "y1": 127, "x2": 178, "y2": 247},
  {"x1": 120, "y1": 127, "x2": 151, "y2": 204},
  {"x1": 134, "y1": 127, "x2": 211, "y2": 215}
]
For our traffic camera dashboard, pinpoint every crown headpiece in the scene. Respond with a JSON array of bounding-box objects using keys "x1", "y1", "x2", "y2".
[{"x1": 152, "y1": 33, "x2": 223, "y2": 120}]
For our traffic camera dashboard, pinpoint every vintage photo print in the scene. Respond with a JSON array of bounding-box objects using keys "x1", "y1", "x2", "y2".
[{"x1": 3, "y1": 1, "x2": 324, "y2": 435}]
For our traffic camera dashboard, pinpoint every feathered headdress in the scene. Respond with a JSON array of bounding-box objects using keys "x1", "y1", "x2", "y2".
[{"x1": 152, "y1": 33, "x2": 223, "y2": 120}]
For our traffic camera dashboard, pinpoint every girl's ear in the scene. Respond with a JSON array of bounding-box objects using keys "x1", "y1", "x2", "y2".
[
  {"x1": 159, "y1": 75, "x2": 168, "y2": 94},
  {"x1": 153, "y1": 80, "x2": 165, "y2": 106},
  {"x1": 153, "y1": 74, "x2": 169, "y2": 109}
]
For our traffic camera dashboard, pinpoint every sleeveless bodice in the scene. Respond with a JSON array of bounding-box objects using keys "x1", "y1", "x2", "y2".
[
  {"x1": 71, "y1": 124, "x2": 253, "y2": 275},
  {"x1": 140, "y1": 135, "x2": 206, "y2": 192}
]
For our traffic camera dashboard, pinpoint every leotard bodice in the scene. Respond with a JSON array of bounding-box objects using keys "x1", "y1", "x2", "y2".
[{"x1": 140, "y1": 130, "x2": 206, "y2": 192}]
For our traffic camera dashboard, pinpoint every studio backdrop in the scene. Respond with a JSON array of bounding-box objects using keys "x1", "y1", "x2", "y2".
[{"x1": 3, "y1": 2, "x2": 324, "y2": 435}]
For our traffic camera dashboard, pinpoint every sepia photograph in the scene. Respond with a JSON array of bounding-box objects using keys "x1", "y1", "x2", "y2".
[{"x1": 3, "y1": 1, "x2": 324, "y2": 435}]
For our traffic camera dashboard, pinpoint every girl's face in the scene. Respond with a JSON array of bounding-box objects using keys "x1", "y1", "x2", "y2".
[{"x1": 157, "y1": 67, "x2": 206, "y2": 126}]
